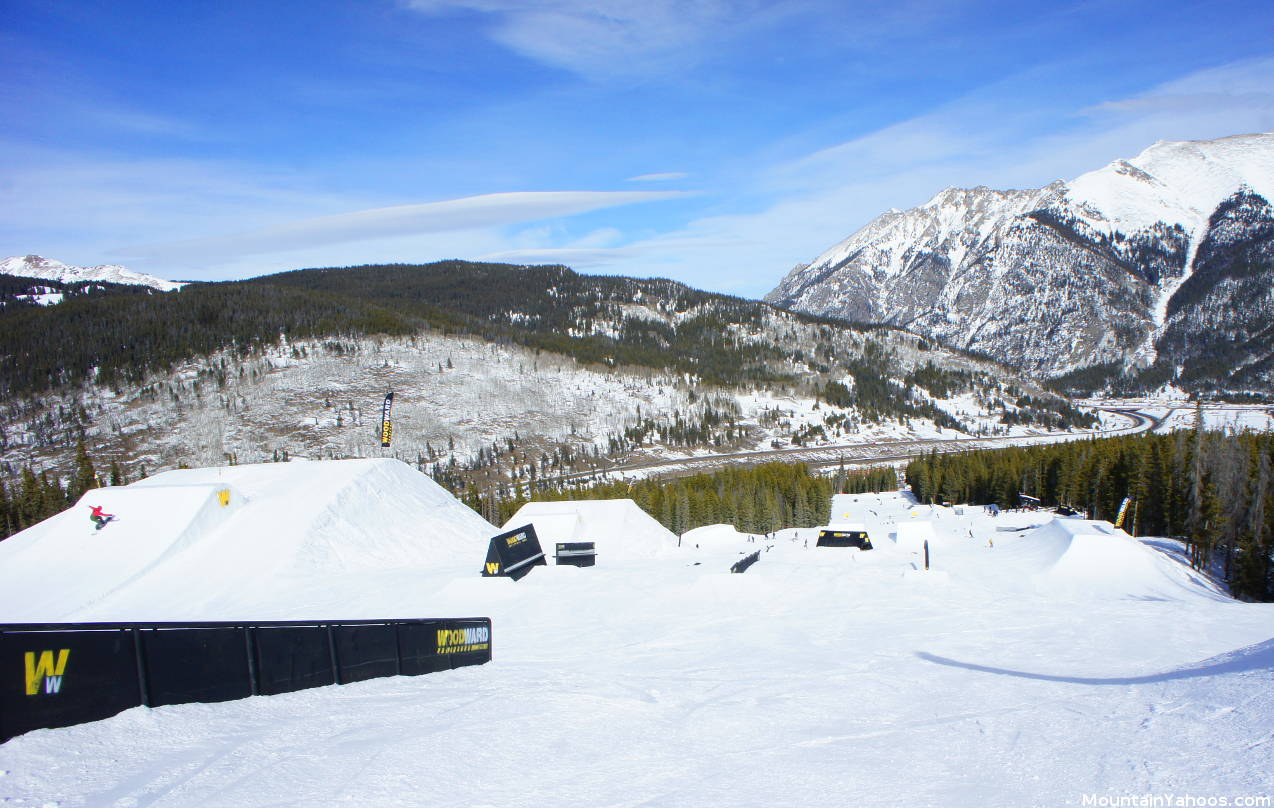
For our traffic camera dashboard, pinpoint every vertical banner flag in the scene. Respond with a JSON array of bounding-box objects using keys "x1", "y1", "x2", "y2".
[
  {"x1": 1114, "y1": 496, "x2": 1132, "y2": 528},
  {"x1": 380, "y1": 392, "x2": 394, "y2": 447}
]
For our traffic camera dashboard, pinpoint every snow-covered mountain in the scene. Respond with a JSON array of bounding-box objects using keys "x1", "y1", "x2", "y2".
[
  {"x1": 0, "y1": 254, "x2": 184, "y2": 292},
  {"x1": 0, "y1": 260, "x2": 1099, "y2": 500},
  {"x1": 766, "y1": 133, "x2": 1274, "y2": 393}
]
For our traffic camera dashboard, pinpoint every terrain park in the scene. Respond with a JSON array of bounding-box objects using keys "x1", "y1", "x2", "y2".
[{"x1": 0, "y1": 458, "x2": 1271, "y2": 807}]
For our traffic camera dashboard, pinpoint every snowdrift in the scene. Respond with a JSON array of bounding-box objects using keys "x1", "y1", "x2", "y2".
[
  {"x1": 501, "y1": 499, "x2": 679, "y2": 561},
  {"x1": 997, "y1": 519, "x2": 1225, "y2": 600},
  {"x1": 0, "y1": 459, "x2": 496, "y2": 622}
]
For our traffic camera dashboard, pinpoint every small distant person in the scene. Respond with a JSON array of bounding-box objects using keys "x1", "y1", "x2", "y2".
[{"x1": 88, "y1": 504, "x2": 114, "y2": 530}]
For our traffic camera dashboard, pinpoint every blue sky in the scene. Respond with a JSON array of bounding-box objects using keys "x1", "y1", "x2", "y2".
[{"x1": 2, "y1": 1, "x2": 1272, "y2": 297}]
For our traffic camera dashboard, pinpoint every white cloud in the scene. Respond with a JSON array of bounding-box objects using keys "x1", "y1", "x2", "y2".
[
  {"x1": 478, "y1": 225, "x2": 630, "y2": 267},
  {"x1": 626, "y1": 172, "x2": 689, "y2": 182},
  {"x1": 584, "y1": 56, "x2": 1274, "y2": 297},
  {"x1": 0, "y1": 144, "x2": 356, "y2": 270},
  {"x1": 1081, "y1": 56, "x2": 1274, "y2": 125},
  {"x1": 115, "y1": 190, "x2": 687, "y2": 266},
  {"x1": 8, "y1": 50, "x2": 1272, "y2": 297},
  {"x1": 404, "y1": 0, "x2": 753, "y2": 78},
  {"x1": 477, "y1": 246, "x2": 633, "y2": 267}
]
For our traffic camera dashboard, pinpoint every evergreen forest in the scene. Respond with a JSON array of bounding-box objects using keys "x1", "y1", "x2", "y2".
[
  {"x1": 0, "y1": 261, "x2": 878, "y2": 398},
  {"x1": 473, "y1": 462, "x2": 895, "y2": 537},
  {"x1": 0, "y1": 440, "x2": 126, "y2": 539}
]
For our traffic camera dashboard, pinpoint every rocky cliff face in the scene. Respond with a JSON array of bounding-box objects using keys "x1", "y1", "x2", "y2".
[{"x1": 766, "y1": 133, "x2": 1274, "y2": 393}]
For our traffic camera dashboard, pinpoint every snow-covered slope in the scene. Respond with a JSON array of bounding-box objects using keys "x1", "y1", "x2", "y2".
[
  {"x1": 767, "y1": 133, "x2": 1274, "y2": 392},
  {"x1": 0, "y1": 488, "x2": 1270, "y2": 806},
  {"x1": 1066, "y1": 134, "x2": 1274, "y2": 233},
  {"x1": 0, "y1": 254, "x2": 184, "y2": 292},
  {"x1": 0, "y1": 458, "x2": 497, "y2": 622}
]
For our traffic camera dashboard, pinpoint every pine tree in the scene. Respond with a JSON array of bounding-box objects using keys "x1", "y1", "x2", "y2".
[
  {"x1": 18, "y1": 467, "x2": 41, "y2": 529},
  {"x1": 0, "y1": 480, "x2": 12, "y2": 538},
  {"x1": 69, "y1": 440, "x2": 97, "y2": 501},
  {"x1": 1232, "y1": 443, "x2": 1271, "y2": 599}
]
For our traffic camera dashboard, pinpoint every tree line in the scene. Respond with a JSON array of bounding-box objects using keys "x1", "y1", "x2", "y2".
[
  {"x1": 905, "y1": 424, "x2": 1273, "y2": 601},
  {"x1": 467, "y1": 462, "x2": 894, "y2": 537},
  {"x1": 0, "y1": 261, "x2": 828, "y2": 400},
  {"x1": 0, "y1": 441, "x2": 126, "y2": 539}
]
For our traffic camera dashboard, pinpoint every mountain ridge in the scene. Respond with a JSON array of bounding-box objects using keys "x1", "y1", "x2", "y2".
[
  {"x1": 766, "y1": 133, "x2": 1274, "y2": 394},
  {"x1": 0, "y1": 259, "x2": 1093, "y2": 500},
  {"x1": 0, "y1": 254, "x2": 185, "y2": 292}
]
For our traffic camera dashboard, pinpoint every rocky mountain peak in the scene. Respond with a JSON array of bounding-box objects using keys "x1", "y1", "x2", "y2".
[
  {"x1": 766, "y1": 133, "x2": 1274, "y2": 394},
  {"x1": 0, "y1": 254, "x2": 185, "y2": 293}
]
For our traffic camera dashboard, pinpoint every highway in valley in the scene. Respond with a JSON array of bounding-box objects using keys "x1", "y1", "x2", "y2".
[{"x1": 550, "y1": 407, "x2": 1163, "y2": 485}]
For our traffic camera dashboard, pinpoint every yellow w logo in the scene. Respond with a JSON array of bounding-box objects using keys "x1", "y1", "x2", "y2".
[
  {"x1": 485, "y1": 562, "x2": 500, "y2": 575},
  {"x1": 25, "y1": 650, "x2": 70, "y2": 696}
]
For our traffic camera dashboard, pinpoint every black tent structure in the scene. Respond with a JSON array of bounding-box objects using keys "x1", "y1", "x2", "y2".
[
  {"x1": 481, "y1": 524, "x2": 548, "y2": 581},
  {"x1": 816, "y1": 525, "x2": 873, "y2": 550}
]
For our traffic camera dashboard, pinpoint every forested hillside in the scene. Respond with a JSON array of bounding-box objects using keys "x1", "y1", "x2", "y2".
[
  {"x1": 1, "y1": 259, "x2": 1087, "y2": 400},
  {"x1": 0, "y1": 261, "x2": 834, "y2": 398},
  {"x1": 1, "y1": 260, "x2": 1096, "y2": 536},
  {"x1": 0, "y1": 279, "x2": 425, "y2": 397}
]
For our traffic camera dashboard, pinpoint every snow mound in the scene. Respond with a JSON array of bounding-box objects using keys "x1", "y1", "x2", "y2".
[
  {"x1": 998, "y1": 519, "x2": 1223, "y2": 601},
  {"x1": 681, "y1": 523, "x2": 756, "y2": 552},
  {"x1": 502, "y1": 499, "x2": 679, "y2": 561},
  {"x1": 0, "y1": 459, "x2": 496, "y2": 622},
  {"x1": 894, "y1": 520, "x2": 939, "y2": 555}
]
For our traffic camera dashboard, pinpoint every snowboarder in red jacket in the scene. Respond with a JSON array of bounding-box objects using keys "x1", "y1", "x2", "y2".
[{"x1": 88, "y1": 504, "x2": 114, "y2": 530}]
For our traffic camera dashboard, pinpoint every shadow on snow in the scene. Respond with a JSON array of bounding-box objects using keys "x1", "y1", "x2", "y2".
[{"x1": 916, "y1": 636, "x2": 1274, "y2": 685}]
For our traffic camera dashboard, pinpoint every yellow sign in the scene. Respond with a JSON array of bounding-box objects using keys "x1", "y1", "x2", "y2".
[
  {"x1": 25, "y1": 650, "x2": 70, "y2": 696},
  {"x1": 218, "y1": 489, "x2": 231, "y2": 507},
  {"x1": 485, "y1": 562, "x2": 500, "y2": 575},
  {"x1": 436, "y1": 626, "x2": 490, "y2": 654}
]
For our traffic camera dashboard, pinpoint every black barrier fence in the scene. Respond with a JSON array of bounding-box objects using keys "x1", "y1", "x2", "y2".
[
  {"x1": 0, "y1": 617, "x2": 491, "y2": 743},
  {"x1": 730, "y1": 551, "x2": 761, "y2": 574}
]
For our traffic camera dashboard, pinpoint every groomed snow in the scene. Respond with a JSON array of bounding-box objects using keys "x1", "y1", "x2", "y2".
[
  {"x1": 0, "y1": 459, "x2": 497, "y2": 622},
  {"x1": 502, "y1": 498, "x2": 680, "y2": 560},
  {"x1": 1, "y1": 485, "x2": 1271, "y2": 806}
]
